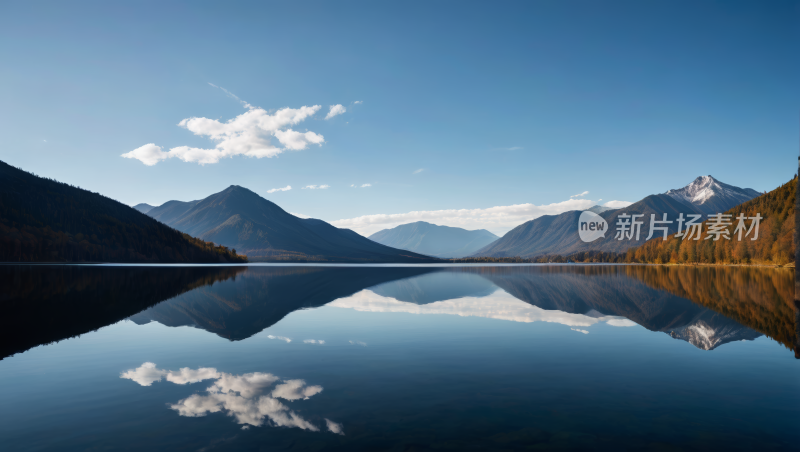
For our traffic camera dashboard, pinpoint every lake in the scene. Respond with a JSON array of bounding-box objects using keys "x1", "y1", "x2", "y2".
[{"x1": 0, "y1": 264, "x2": 797, "y2": 451}]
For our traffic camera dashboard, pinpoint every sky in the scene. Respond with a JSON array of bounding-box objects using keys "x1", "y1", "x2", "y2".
[{"x1": 1, "y1": 1, "x2": 797, "y2": 236}]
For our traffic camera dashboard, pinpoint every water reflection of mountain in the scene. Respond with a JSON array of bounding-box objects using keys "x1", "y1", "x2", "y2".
[
  {"x1": 5, "y1": 264, "x2": 795, "y2": 359},
  {"x1": 128, "y1": 265, "x2": 794, "y2": 354},
  {"x1": 129, "y1": 267, "x2": 438, "y2": 340},
  {"x1": 469, "y1": 266, "x2": 766, "y2": 350},
  {"x1": 0, "y1": 265, "x2": 244, "y2": 359},
  {"x1": 370, "y1": 272, "x2": 497, "y2": 304},
  {"x1": 621, "y1": 266, "x2": 797, "y2": 355}
]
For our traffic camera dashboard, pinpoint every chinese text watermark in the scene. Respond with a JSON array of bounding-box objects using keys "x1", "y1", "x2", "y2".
[{"x1": 578, "y1": 212, "x2": 762, "y2": 243}]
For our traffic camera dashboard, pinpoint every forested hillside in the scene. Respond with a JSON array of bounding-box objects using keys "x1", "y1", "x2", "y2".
[
  {"x1": 453, "y1": 178, "x2": 795, "y2": 266},
  {"x1": 629, "y1": 178, "x2": 794, "y2": 265},
  {"x1": 0, "y1": 161, "x2": 246, "y2": 263}
]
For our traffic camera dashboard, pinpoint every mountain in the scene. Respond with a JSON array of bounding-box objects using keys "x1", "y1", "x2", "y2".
[
  {"x1": 475, "y1": 194, "x2": 698, "y2": 257},
  {"x1": 631, "y1": 178, "x2": 795, "y2": 265},
  {"x1": 473, "y1": 176, "x2": 761, "y2": 258},
  {"x1": 665, "y1": 175, "x2": 760, "y2": 215},
  {"x1": 587, "y1": 205, "x2": 616, "y2": 214},
  {"x1": 144, "y1": 185, "x2": 437, "y2": 263},
  {"x1": 0, "y1": 161, "x2": 246, "y2": 263},
  {"x1": 133, "y1": 203, "x2": 155, "y2": 214},
  {"x1": 147, "y1": 199, "x2": 200, "y2": 225},
  {"x1": 368, "y1": 221, "x2": 499, "y2": 258}
]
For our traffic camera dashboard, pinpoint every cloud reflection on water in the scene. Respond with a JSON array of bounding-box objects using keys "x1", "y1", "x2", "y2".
[
  {"x1": 121, "y1": 363, "x2": 338, "y2": 433},
  {"x1": 329, "y1": 289, "x2": 633, "y2": 330}
]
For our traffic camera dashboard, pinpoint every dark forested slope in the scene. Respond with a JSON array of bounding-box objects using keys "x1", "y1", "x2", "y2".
[{"x1": 0, "y1": 161, "x2": 246, "y2": 263}]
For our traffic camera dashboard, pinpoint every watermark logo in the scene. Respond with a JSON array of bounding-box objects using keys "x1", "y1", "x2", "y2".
[
  {"x1": 577, "y1": 211, "x2": 762, "y2": 243},
  {"x1": 578, "y1": 211, "x2": 608, "y2": 242}
]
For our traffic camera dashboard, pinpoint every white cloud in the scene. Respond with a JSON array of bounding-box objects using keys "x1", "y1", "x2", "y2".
[
  {"x1": 570, "y1": 191, "x2": 589, "y2": 198},
  {"x1": 121, "y1": 143, "x2": 170, "y2": 166},
  {"x1": 331, "y1": 198, "x2": 610, "y2": 236},
  {"x1": 325, "y1": 419, "x2": 344, "y2": 435},
  {"x1": 303, "y1": 185, "x2": 330, "y2": 190},
  {"x1": 209, "y1": 372, "x2": 281, "y2": 398},
  {"x1": 120, "y1": 362, "x2": 167, "y2": 386},
  {"x1": 360, "y1": 183, "x2": 371, "y2": 188},
  {"x1": 121, "y1": 363, "x2": 224, "y2": 387},
  {"x1": 606, "y1": 319, "x2": 637, "y2": 327},
  {"x1": 166, "y1": 367, "x2": 222, "y2": 385},
  {"x1": 271, "y1": 379, "x2": 323, "y2": 401},
  {"x1": 571, "y1": 328, "x2": 590, "y2": 334},
  {"x1": 267, "y1": 185, "x2": 292, "y2": 194},
  {"x1": 274, "y1": 129, "x2": 324, "y2": 150},
  {"x1": 603, "y1": 200, "x2": 633, "y2": 208},
  {"x1": 122, "y1": 363, "x2": 330, "y2": 431},
  {"x1": 267, "y1": 335, "x2": 292, "y2": 343},
  {"x1": 325, "y1": 104, "x2": 346, "y2": 120},
  {"x1": 349, "y1": 340, "x2": 367, "y2": 347},
  {"x1": 303, "y1": 339, "x2": 325, "y2": 344},
  {"x1": 208, "y1": 83, "x2": 253, "y2": 109},
  {"x1": 331, "y1": 290, "x2": 629, "y2": 328},
  {"x1": 353, "y1": 100, "x2": 363, "y2": 105},
  {"x1": 413, "y1": 168, "x2": 424, "y2": 174},
  {"x1": 122, "y1": 96, "x2": 325, "y2": 165}
]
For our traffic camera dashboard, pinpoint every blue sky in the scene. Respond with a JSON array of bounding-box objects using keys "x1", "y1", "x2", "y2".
[{"x1": 1, "y1": 1, "x2": 797, "y2": 235}]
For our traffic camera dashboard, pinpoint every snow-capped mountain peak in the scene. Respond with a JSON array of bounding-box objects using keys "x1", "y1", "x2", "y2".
[
  {"x1": 665, "y1": 175, "x2": 718, "y2": 204},
  {"x1": 664, "y1": 175, "x2": 760, "y2": 215}
]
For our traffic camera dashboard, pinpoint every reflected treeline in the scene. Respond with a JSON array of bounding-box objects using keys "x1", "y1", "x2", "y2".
[
  {"x1": 621, "y1": 265, "x2": 797, "y2": 355},
  {"x1": 0, "y1": 265, "x2": 245, "y2": 359}
]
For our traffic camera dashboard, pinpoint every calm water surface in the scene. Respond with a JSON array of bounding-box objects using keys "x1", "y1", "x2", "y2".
[{"x1": 0, "y1": 264, "x2": 797, "y2": 451}]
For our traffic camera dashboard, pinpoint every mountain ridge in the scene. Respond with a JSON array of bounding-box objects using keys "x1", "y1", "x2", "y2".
[
  {"x1": 369, "y1": 221, "x2": 499, "y2": 258},
  {"x1": 145, "y1": 185, "x2": 438, "y2": 263},
  {"x1": 473, "y1": 176, "x2": 760, "y2": 258}
]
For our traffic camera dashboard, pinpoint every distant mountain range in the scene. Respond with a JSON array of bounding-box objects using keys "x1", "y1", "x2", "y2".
[
  {"x1": 133, "y1": 203, "x2": 155, "y2": 214},
  {"x1": 0, "y1": 161, "x2": 244, "y2": 263},
  {"x1": 474, "y1": 176, "x2": 760, "y2": 258},
  {"x1": 144, "y1": 185, "x2": 437, "y2": 263},
  {"x1": 368, "y1": 221, "x2": 499, "y2": 258},
  {"x1": 587, "y1": 205, "x2": 617, "y2": 214}
]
